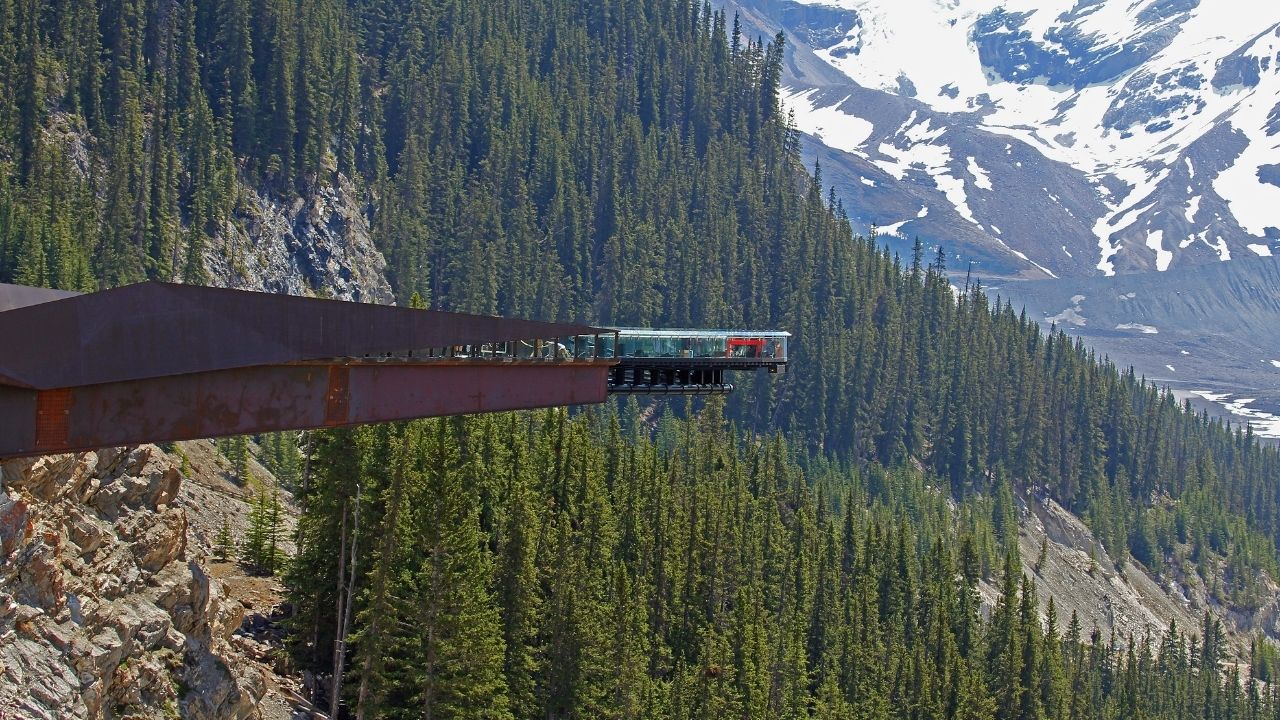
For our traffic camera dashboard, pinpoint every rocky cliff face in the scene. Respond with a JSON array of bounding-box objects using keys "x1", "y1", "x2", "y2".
[
  {"x1": 0, "y1": 448, "x2": 262, "y2": 719},
  {"x1": 204, "y1": 173, "x2": 395, "y2": 304},
  {"x1": 985, "y1": 487, "x2": 1280, "y2": 659}
]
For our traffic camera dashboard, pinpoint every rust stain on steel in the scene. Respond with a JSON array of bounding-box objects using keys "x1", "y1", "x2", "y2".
[
  {"x1": 0, "y1": 361, "x2": 614, "y2": 458},
  {"x1": 324, "y1": 366, "x2": 351, "y2": 426},
  {"x1": 33, "y1": 389, "x2": 72, "y2": 451}
]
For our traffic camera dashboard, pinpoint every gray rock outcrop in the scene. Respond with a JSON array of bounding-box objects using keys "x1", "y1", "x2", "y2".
[
  {"x1": 204, "y1": 172, "x2": 394, "y2": 304},
  {"x1": 0, "y1": 448, "x2": 262, "y2": 719}
]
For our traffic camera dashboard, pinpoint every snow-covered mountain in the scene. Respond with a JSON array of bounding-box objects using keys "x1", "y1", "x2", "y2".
[{"x1": 731, "y1": 0, "x2": 1280, "y2": 280}]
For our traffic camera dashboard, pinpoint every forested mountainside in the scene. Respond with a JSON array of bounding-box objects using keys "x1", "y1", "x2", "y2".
[
  {"x1": 292, "y1": 409, "x2": 1280, "y2": 719},
  {"x1": 4, "y1": 0, "x2": 1280, "y2": 716},
  {"x1": 4, "y1": 0, "x2": 1280, "y2": 564},
  {"x1": 732, "y1": 0, "x2": 1280, "y2": 444}
]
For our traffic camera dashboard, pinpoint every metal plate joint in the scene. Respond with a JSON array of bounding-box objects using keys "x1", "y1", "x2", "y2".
[
  {"x1": 324, "y1": 366, "x2": 350, "y2": 426},
  {"x1": 34, "y1": 388, "x2": 72, "y2": 451}
]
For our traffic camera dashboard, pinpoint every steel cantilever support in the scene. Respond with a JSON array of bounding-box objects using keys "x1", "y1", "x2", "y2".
[
  {"x1": 1, "y1": 360, "x2": 614, "y2": 458},
  {"x1": 0, "y1": 281, "x2": 617, "y2": 460}
]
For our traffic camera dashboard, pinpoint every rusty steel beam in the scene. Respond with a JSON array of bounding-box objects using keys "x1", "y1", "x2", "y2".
[
  {"x1": 0, "y1": 281, "x2": 620, "y2": 459},
  {"x1": 0, "y1": 360, "x2": 614, "y2": 459}
]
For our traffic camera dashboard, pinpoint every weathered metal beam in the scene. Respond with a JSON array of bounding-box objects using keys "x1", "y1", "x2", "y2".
[
  {"x1": 0, "y1": 361, "x2": 614, "y2": 459},
  {"x1": 0, "y1": 282, "x2": 604, "y2": 391}
]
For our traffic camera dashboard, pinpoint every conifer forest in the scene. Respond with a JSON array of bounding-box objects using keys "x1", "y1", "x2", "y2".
[{"x1": 3, "y1": 0, "x2": 1280, "y2": 717}]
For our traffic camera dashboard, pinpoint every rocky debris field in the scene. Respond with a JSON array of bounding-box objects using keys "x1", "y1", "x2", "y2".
[{"x1": 0, "y1": 442, "x2": 300, "y2": 720}]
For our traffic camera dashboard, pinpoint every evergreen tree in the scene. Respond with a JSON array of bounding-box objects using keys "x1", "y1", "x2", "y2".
[
  {"x1": 243, "y1": 481, "x2": 284, "y2": 574},
  {"x1": 214, "y1": 515, "x2": 236, "y2": 561}
]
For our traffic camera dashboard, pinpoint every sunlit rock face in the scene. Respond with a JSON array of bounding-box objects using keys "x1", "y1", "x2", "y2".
[{"x1": 0, "y1": 448, "x2": 262, "y2": 720}]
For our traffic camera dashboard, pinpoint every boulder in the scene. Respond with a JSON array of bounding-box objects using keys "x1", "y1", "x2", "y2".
[
  {"x1": 15, "y1": 537, "x2": 65, "y2": 613},
  {"x1": 123, "y1": 507, "x2": 187, "y2": 572},
  {"x1": 0, "y1": 491, "x2": 32, "y2": 558}
]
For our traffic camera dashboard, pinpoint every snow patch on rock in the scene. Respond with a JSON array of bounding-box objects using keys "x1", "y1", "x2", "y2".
[
  {"x1": 1116, "y1": 323, "x2": 1159, "y2": 334},
  {"x1": 781, "y1": 88, "x2": 875, "y2": 155}
]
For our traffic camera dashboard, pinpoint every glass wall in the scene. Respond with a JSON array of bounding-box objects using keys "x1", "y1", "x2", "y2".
[
  {"x1": 393, "y1": 329, "x2": 787, "y2": 364},
  {"x1": 610, "y1": 330, "x2": 788, "y2": 362}
]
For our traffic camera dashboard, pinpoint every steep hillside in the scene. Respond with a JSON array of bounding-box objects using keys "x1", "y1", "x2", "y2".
[
  {"x1": 201, "y1": 177, "x2": 392, "y2": 303},
  {"x1": 1006, "y1": 487, "x2": 1280, "y2": 652},
  {"x1": 288, "y1": 405, "x2": 1280, "y2": 719},
  {"x1": 0, "y1": 0, "x2": 391, "y2": 302},
  {"x1": 4, "y1": 1, "x2": 1280, "y2": 716},
  {"x1": 730, "y1": 0, "x2": 1280, "y2": 441}
]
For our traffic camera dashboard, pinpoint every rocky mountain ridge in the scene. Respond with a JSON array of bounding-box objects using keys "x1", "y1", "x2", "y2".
[{"x1": 732, "y1": 0, "x2": 1280, "y2": 280}]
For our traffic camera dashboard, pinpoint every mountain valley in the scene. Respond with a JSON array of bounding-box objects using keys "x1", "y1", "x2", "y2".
[
  {"x1": 732, "y1": 0, "x2": 1280, "y2": 433},
  {"x1": 3, "y1": 0, "x2": 1280, "y2": 717}
]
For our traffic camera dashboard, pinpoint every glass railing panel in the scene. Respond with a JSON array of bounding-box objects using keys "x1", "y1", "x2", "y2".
[
  {"x1": 608, "y1": 329, "x2": 786, "y2": 362},
  {"x1": 699, "y1": 337, "x2": 727, "y2": 358}
]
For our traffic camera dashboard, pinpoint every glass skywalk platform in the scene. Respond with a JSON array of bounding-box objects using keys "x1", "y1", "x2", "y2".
[
  {"x1": 345, "y1": 327, "x2": 789, "y2": 396},
  {"x1": 605, "y1": 328, "x2": 789, "y2": 395}
]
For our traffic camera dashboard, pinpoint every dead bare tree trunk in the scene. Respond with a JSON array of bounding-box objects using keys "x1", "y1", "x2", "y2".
[
  {"x1": 300, "y1": 431, "x2": 314, "y2": 506},
  {"x1": 333, "y1": 484, "x2": 361, "y2": 717},
  {"x1": 330, "y1": 497, "x2": 348, "y2": 715},
  {"x1": 297, "y1": 430, "x2": 319, "y2": 660}
]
